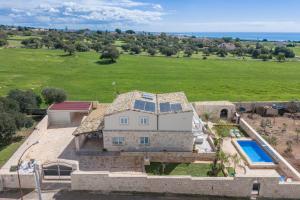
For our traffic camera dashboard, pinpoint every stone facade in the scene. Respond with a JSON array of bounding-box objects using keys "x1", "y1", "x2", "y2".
[
  {"x1": 103, "y1": 131, "x2": 195, "y2": 152},
  {"x1": 71, "y1": 171, "x2": 300, "y2": 199},
  {"x1": 193, "y1": 101, "x2": 236, "y2": 120}
]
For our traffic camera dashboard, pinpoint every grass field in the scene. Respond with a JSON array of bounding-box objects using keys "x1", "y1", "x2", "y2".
[
  {"x1": 0, "y1": 48, "x2": 299, "y2": 102},
  {"x1": 145, "y1": 162, "x2": 233, "y2": 177}
]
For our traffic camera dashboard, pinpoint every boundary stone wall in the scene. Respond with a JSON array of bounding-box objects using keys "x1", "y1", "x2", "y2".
[
  {"x1": 240, "y1": 118, "x2": 300, "y2": 181},
  {"x1": 71, "y1": 171, "x2": 300, "y2": 199},
  {"x1": 0, "y1": 173, "x2": 35, "y2": 189}
]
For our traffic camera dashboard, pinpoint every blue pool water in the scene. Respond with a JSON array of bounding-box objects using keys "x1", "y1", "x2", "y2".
[{"x1": 237, "y1": 140, "x2": 273, "y2": 163}]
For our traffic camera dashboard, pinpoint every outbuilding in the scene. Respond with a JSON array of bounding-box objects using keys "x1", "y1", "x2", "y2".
[
  {"x1": 47, "y1": 101, "x2": 92, "y2": 127},
  {"x1": 193, "y1": 101, "x2": 236, "y2": 120}
]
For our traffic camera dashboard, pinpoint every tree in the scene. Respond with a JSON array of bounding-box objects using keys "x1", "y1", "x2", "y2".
[
  {"x1": 147, "y1": 48, "x2": 156, "y2": 56},
  {"x1": 21, "y1": 38, "x2": 42, "y2": 49},
  {"x1": 100, "y1": 46, "x2": 120, "y2": 62},
  {"x1": 0, "y1": 113, "x2": 17, "y2": 144},
  {"x1": 0, "y1": 97, "x2": 19, "y2": 113},
  {"x1": 184, "y1": 48, "x2": 193, "y2": 57},
  {"x1": 63, "y1": 43, "x2": 76, "y2": 55},
  {"x1": 276, "y1": 53, "x2": 285, "y2": 62},
  {"x1": 115, "y1": 28, "x2": 122, "y2": 34},
  {"x1": 125, "y1": 30, "x2": 135, "y2": 34},
  {"x1": 91, "y1": 42, "x2": 102, "y2": 52},
  {"x1": 75, "y1": 41, "x2": 89, "y2": 52},
  {"x1": 0, "y1": 39, "x2": 8, "y2": 47},
  {"x1": 7, "y1": 89, "x2": 41, "y2": 113},
  {"x1": 274, "y1": 46, "x2": 295, "y2": 58},
  {"x1": 41, "y1": 88, "x2": 67, "y2": 105},
  {"x1": 160, "y1": 46, "x2": 177, "y2": 57},
  {"x1": 130, "y1": 45, "x2": 141, "y2": 54},
  {"x1": 217, "y1": 48, "x2": 227, "y2": 57}
]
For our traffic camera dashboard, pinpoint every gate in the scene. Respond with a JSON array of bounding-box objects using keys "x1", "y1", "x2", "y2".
[{"x1": 42, "y1": 161, "x2": 73, "y2": 180}]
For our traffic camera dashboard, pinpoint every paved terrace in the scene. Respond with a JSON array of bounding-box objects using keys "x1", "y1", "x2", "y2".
[{"x1": 0, "y1": 115, "x2": 144, "y2": 174}]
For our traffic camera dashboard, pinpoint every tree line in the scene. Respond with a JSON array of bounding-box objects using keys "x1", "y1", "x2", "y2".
[
  {"x1": 0, "y1": 88, "x2": 66, "y2": 146},
  {"x1": 0, "y1": 26, "x2": 297, "y2": 62}
]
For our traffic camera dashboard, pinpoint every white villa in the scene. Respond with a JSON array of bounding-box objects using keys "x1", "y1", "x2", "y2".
[{"x1": 70, "y1": 91, "x2": 206, "y2": 152}]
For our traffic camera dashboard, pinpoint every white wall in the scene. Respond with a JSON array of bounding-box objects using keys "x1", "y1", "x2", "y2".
[
  {"x1": 48, "y1": 111, "x2": 71, "y2": 125},
  {"x1": 104, "y1": 111, "x2": 157, "y2": 131},
  {"x1": 158, "y1": 112, "x2": 193, "y2": 131}
]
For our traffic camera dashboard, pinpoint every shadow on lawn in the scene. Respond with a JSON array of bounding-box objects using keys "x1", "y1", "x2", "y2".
[{"x1": 95, "y1": 60, "x2": 116, "y2": 65}]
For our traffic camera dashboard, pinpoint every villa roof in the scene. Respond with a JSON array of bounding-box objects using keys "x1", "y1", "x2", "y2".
[
  {"x1": 105, "y1": 91, "x2": 193, "y2": 116},
  {"x1": 73, "y1": 103, "x2": 110, "y2": 136},
  {"x1": 49, "y1": 101, "x2": 92, "y2": 111},
  {"x1": 193, "y1": 101, "x2": 235, "y2": 106}
]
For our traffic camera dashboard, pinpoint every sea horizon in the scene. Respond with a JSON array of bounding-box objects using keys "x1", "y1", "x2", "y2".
[{"x1": 164, "y1": 32, "x2": 300, "y2": 42}]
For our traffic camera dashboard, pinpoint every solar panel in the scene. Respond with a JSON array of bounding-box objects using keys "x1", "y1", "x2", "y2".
[
  {"x1": 142, "y1": 93, "x2": 154, "y2": 100},
  {"x1": 134, "y1": 100, "x2": 146, "y2": 110},
  {"x1": 145, "y1": 102, "x2": 156, "y2": 112},
  {"x1": 160, "y1": 102, "x2": 170, "y2": 112},
  {"x1": 171, "y1": 103, "x2": 182, "y2": 112}
]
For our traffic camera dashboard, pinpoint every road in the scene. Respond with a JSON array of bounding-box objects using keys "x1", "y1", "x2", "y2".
[{"x1": 0, "y1": 189, "x2": 246, "y2": 200}]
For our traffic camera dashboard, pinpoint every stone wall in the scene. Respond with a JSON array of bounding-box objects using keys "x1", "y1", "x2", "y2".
[
  {"x1": 120, "y1": 152, "x2": 215, "y2": 163},
  {"x1": 233, "y1": 101, "x2": 289, "y2": 112},
  {"x1": 240, "y1": 118, "x2": 300, "y2": 181},
  {"x1": 103, "y1": 131, "x2": 194, "y2": 152},
  {"x1": 0, "y1": 173, "x2": 35, "y2": 189},
  {"x1": 71, "y1": 170, "x2": 300, "y2": 199}
]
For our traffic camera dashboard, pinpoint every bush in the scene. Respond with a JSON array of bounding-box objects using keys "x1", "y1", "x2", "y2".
[
  {"x1": 41, "y1": 88, "x2": 67, "y2": 105},
  {"x1": 130, "y1": 45, "x2": 141, "y2": 54},
  {"x1": 13, "y1": 112, "x2": 34, "y2": 129},
  {"x1": 274, "y1": 46, "x2": 295, "y2": 58},
  {"x1": 75, "y1": 42, "x2": 89, "y2": 52},
  {"x1": 147, "y1": 48, "x2": 156, "y2": 56},
  {"x1": 21, "y1": 38, "x2": 42, "y2": 49},
  {"x1": 7, "y1": 89, "x2": 41, "y2": 113},
  {"x1": 0, "y1": 39, "x2": 8, "y2": 47},
  {"x1": 0, "y1": 112, "x2": 17, "y2": 144},
  {"x1": 100, "y1": 46, "x2": 120, "y2": 62}
]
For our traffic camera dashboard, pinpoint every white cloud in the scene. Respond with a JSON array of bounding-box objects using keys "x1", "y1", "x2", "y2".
[{"x1": 0, "y1": 0, "x2": 164, "y2": 28}]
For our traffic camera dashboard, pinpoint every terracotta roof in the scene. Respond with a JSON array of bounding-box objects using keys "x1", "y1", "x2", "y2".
[
  {"x1": 105, "y1": 91, "x2": 193, "y2": 116},
  {"x1": 49, "y1": 101, "x2": 91, "y2": 111}
]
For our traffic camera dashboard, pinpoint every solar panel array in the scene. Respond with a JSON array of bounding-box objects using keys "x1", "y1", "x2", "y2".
[
  {"x1": 134, "y1": 100, "x2": 156, "y2": 112},
  {"x1": 134, "y1": 100, "x2": 182, "y2": 113},
  {"x1": 160, "y1": 102, "x2": 182, "y2": 113}
]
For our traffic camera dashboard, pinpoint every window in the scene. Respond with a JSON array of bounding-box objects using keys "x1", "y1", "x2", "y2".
[
  {"x1": 140, "y1": 137, "x2": 150, "y2": 145},
  {"x1": 119, "y1": 116, "x2": 128, "y2": 125},
  {"x1": 139, "y1": 116, "x2": 149, "y2": 125},
  {"x1": 112, "y1": 137, "x2": 125, "y2": 145}
]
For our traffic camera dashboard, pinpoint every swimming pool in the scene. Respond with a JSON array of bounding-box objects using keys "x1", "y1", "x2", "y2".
[{"x1": 237, "y1": 140, "x2": 273, "y2": 163}]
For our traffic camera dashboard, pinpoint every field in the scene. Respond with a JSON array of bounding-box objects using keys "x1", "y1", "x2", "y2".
[{"x1": 0, "y1": 48, "x2": 300, "y2": 102}]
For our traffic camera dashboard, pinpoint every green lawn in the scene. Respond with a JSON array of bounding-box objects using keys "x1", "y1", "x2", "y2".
[
  {"x1": 145, "y1": 162, "x2": 227, "y2": 177},
  {"x1": 0, "y1": 48, "x2": 299, "y2": 102},
  {"x1": 0, "y1": 140, "x2": 23, "y2": 167}
]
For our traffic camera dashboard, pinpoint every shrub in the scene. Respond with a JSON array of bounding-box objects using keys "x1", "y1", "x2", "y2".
[
  {"x1": 0, "y1": 112, "x2": 17, "y2": 144},
  {"x1": 100, "y1": 46, "x2": 120, "y2": 62},
  {"x1": 147, "y1": 48, "x2": 156, "y2": 56},
  {"x1": 41, "y1": 88, "x2": 67, "y2": 105},
  {"x1": 0, "y1": 39, "x2": 8, "y2": 47},
  {"x1": 7, "y1": 89, "x2": 41, "y2": 113},
  {"x1": 75, "y1": 42, "x2": 89, "y2": 52},
  {"x1": 21, "y1": 38, "x2": 42, "y2": 49}
]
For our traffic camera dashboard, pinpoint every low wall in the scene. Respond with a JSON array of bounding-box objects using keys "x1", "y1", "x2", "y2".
[
  {"x1": 72, "y1": 171, "x2": 252, "y2": 197},
  {"x1": 240, "y1": 118, "x2": 300, "y2": 181},
  {"x1": 120, "y1": 151, "x2": 215, "y2": 163},
  {"x1": 0, "y1": 173, "x2": 35, "y2": 189},
  {"x1": 233, "y1": 101, "x2": 289, "y2": 112},
  {"x1": 71, "y1": 170, "x2": 300, "y2": 199}
]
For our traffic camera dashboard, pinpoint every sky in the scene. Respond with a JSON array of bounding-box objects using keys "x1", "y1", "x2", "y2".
[{"x1": 0, "y1": 0, "x2": 300, "y2": 32}]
